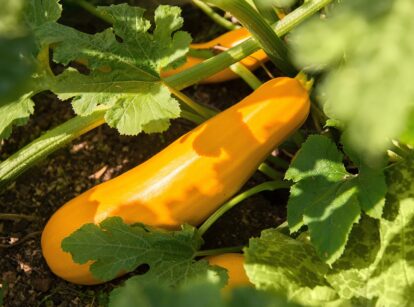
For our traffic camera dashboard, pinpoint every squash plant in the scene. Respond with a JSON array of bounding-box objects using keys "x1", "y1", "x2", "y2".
[{"x1": 2, "y1": 0, "x2": 414, "y2": 306}]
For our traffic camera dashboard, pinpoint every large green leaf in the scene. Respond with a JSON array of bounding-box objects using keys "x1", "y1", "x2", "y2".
[
  {"x1": 326, "y1": 156, "x2": 414, "y2": 306},
  {"x1": 35, "y1": 4, "x2": 190, "y2": 135},
  {"x1": 285, "y1": 135, "x2": 386, "y2": 264},
  {"x1": 62, "y1": 217, "x2": 222, "y2": 285}
]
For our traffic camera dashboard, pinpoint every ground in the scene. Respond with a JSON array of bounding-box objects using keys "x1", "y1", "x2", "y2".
[{"x1": 0, "y1": 2, "x2": 289, "y2": 306}]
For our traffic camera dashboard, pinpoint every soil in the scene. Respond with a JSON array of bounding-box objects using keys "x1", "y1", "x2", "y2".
[{"x1": 0, "y1": 2, "x2": 289, "y2": 306}]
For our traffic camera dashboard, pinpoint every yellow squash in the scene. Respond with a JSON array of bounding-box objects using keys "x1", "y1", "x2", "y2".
[
  {"x1": 161, "y1": 27, "x2": 268, "y2": 83},
  {"x1": 206, "y1": 253, "x2": 251, "y2": 292},
  {"x1": 41, "y1": 77, "x2": 310, "y2": 285}
]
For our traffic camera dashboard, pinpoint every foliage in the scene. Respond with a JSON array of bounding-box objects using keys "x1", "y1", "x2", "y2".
[
  {"x1": 245, "y1": 154, "x2": 414, "y2": 306},
  {"x1": 291, "y1": 0, "x2": 414, "y2": 162},
  {"x1": 0, "y1": 0, "x2": 35, "y2": 131},
  {"x1": 109, "y1": 281, "x2": 299, "y2": 307},
  {"x1": 4, "y1": 0, "x2": 414, "y2": 306},
  {"x1": 285, "y1": 135, "x2": 386, "y2": 264},
  {"x1": 62, "y1": 217, "x2": 225, "y2": 285},
  {"x1": 0, "y1": 0, "x2": 191, "y2": 139}
]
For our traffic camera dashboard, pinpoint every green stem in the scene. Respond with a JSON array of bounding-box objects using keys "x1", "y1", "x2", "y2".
[
  {"x1": 167, "y1": 0, "x2": 333, "y2": 89},
  {"x1": 252, "y1": 0, "x2": 279, "y2": 24},
  {"x1": 180, "y1": 110, "x2": 205, "y2": 125},
  {"x1": 169, "y1": 86, "x2": 217, "y2": 119},
  {"x1": 0, "y1": 0, "x2": 332, "y2": 191},
  {"x1": 198, "y1": 180, "x2": 291, "y2": 236},
  {"x1": 67, "y1": 0, "x2": 114, "y2": 24},
  {"x1": 0, "y1": 109, "x2": 106, "y2": 191},
  {"x1": 229, "y1": 62, "x2": 262, "y2": 90},
  {"x1": 192, "y1": 0, "x2": 239, "y2": 30},
  {"x1": 195, "y1": 246, "x2": 244, "y2": 257},
  {"x1": 205, "y1": 0, "x2": 295, "y2": 76},
  {"x1": 258, "y1": 162, "x2": 282, "y2": 179},
  {"x1": 266, "y1": 155, "x2": 290, "y2": 169}
]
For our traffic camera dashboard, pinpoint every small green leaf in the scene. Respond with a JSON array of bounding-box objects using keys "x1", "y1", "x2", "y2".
[
  {"x1": 62, "y1": 217, "x2": 219, "y2": 285},
  {"x1": 0, "y1": 94, "x2": 34, "y2": 140},
  {"x1": 285, "y1": 135, "x2": 386, "y2": 264}
]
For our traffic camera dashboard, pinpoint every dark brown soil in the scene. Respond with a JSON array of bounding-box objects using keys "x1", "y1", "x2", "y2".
[{"x1": 0, "y1": 2, "x2": 289, "y2": 306}]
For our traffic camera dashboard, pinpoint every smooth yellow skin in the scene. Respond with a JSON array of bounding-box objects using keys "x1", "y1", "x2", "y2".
[
  {"x1": 41, "y1": 77, "x2": 310, "y2": 285},
  {"x1": 206, "y1": 253, "x2": 250, "y2": 292},
  {"x1": 161, "y1": 27, "x2": 268, "y2": 83}
]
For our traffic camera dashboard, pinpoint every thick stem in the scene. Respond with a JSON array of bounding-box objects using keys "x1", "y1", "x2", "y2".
[
  {"x1": 205, "y1": 0, "x2": 295, "y2": 76},
  {"x1": 192, "y1": 0, "x2": 239, "y2": 30},
  {"x1": 198, "y1": 180, "x2": 291, "y2": 236},
  {"x1": 0, "y1": 109, "x2": 106, "y2": 190},
  {"x1": 167, "y1": 0, "x2": 333, "y2": 88}
]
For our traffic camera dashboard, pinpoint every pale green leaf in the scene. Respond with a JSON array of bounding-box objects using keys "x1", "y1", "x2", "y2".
[
  {"x1": 110, "y1": 279, "x2": 300, "y2": 307},
  {"x1": 62, "y1": 217, "x2": 220, "y2": 285},
  {"x1": 244, "y1": 228, "x2": 338, "y2": 305},
  {"x1": 37, "y1": 4, "x2": 190, "y2": 135},
  {"x1": 24, "y1": 0, "x2": 62, "y2": 29},
  {"x1": 326, "y1": 156, "x2": 414, "y2": 306},
  {"x1": 0, "y1": 94, "x2": 34, "y2": 140},
  {"x1": 291, "y1": 0, "x2": 414, "y2": 161}
]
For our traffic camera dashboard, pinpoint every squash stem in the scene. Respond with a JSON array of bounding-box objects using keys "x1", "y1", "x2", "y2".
[
  {"x1": 204, "y1": 0, "x2": 296, "y2": 76},
  {"x1": 198, "y1": 180, "x2": 291, "y2": 236},
  {"x1": 66, "y1": 0, "x2": 114, "y2": 24},
  {"x1": 257, "y1": 163, "x2": 282, "y2": 179},
  {"x1": 0, "y1": 109, "x2": 106, "y2": 191},
  {"x1": 195, "y1": 246, "x2": 244, "y2": 257},
  {"x1": 229, "y1": 62, "x2": 263, "y2": 90},
  {"x1": 192, "y1": 0, "x2": 240, "y2": 30},
  {"x1": 169, "y1": 86, "x2": 217, "y2": 119}
]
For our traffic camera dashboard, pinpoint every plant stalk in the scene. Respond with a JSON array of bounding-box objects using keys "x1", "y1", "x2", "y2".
[
  {"x1": 204, "y1": 0, "x2": 295, "y2": 76},
  {"x1": 192, "y1": 0, "x2": 239, "y2": 30},
  {"x1": 195, "y1": 246, "x2": 244, "y2": 257},
  {"x1": 198, "y1": 180, "x2": 291, "y2": 236}
]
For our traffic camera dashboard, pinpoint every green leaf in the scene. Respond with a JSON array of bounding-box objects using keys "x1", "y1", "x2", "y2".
[
  {"x1": 0, "y1": 0, "x2": 35, "y2": 105},
  {"x1": 24, "y1": 0, "x2": 62, "y2": 29},
  {"x1": 0, "y1": 1, "x2": 25, "y2": 35},
  {"x1": 62, "y1": 217, "x2": 222, "y2": 285},
  {"x1": 0, "y1": 94, "x2": 34, "y2": 140},
  {"x1": 291, "y1": 0, "x2": 414, "y2": 161},
  {"x1": 244, "y1": 228, "x2": 338, "y2": 305},
  {"x1": 326, "y1": 156, "x2": 414, "y2": 306},
  {"x1": 36, "y1": 4, "x2": 190, "y2": 135},
  {"x1": 285, "y1": 135, "x2": 386, "y2": 264},
  {"x1": 109, "y1": 280, "x2": 299, "y2": 307}
]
